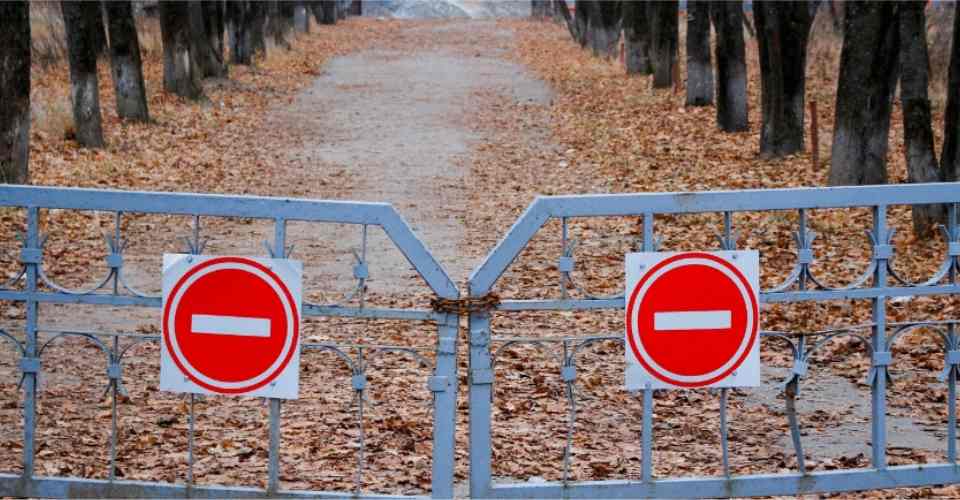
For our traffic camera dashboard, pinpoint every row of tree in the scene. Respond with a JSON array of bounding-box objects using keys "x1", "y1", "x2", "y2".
[
  {"x1": 537, "y1": 1, "x2": 960, "y2": 231},
  {"x1": 0, "y1": 0, "x2": 360, "y2": 184}
]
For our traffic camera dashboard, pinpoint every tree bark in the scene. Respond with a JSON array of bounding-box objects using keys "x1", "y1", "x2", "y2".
[
  {"x1": 623, "y1": 0, "x2": 653, "y2": 74},
  {"x1": 92, "y1": 1, "x2": 109, "y2": 56},
  {"x1": 574, "y1": 0, "x2": 589, "y2": 47},
  {"x1": 0, "y1": 0, "x2": 30, "y2": 183},
  {"x1": 899, "y1": 1, "x2": 943, "y2": 233},
  {"x1": 294, "y1": 1, "x2": 310, "y2": 32},
  {"x1": 554, "y1": 0, "x2": 576, "y2": 40},
  {"x1": 159, "y1": 1, "x2": 203, "y2": 100},
  {"x1": 105, "y1": 1, "x2": 150, "y2": 122},
  {"x1": 650, "y1": 1, "x2": 677, "y2": 88},
  {"x1": 203, "y1": 1, "x2": 225, "y2": 66},
  {"x1": 62, "y1": 0, "x2": 106, "y2": 148},
  {"x1": 587, "y1": 0, "x2": 621, "y2": 59},
  {"x1": 320, "y1": 0, "x2": 337, "y2": 25},
  {"x1": 278, "y1": 2, "x2": 296, "y2": 46},
  {"x1": 942, "y1": 5, "x2": 960, "y2": 183},
  {"x1": 267, "y1": 1, "x2": 288, "y2": 50},
  {"x1": 828, "y1": 1, "x2": 900, "y2": 186},
  {"x1": 686, "y1": 0, "x2": 712, "y2": 104},
  {"x1": 228, "y1": 1, "x2": 252, "y2": 65},
  {"x1": 712, "y1": 0, "x2": 749, "y2": 131},
  {"x1": 754, "y1": 1, "x2": 816, "y2": 158},
  {"x1": 248, "y1": 1, "x2": 268, "y2": 58},
  {"x1": 531, "y1": 0, "x2": 550, "y2": 19},
  {"x1": 189, "y1": 1, "x2": 226, "y2": 78},
  {"x1": 350, "y1": 0, "x2": 361, "y2": 16}
]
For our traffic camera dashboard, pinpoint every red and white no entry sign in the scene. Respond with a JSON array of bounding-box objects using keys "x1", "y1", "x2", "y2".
[
  {"x1": 625, "y1": 251, "x2": 760, "y2": 390},
  {"x1": 160, "y1": 254, "x2": 302, "y2": 399}
]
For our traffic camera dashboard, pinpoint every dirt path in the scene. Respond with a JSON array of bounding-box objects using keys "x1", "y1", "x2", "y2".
[{"x1": 269, "y1": 20, "x2": 551, "y2": 294}]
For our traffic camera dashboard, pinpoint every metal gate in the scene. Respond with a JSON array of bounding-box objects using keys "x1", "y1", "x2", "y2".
[
  {"x1": 0, "y1": 185, "x2": 459, "y2": 498},
  {"x1": 467, "y1": 183, "x2": 960, "y2": 498},
  {"x1": 2, "y1": 182, "x2": 960, "y2": 497}
]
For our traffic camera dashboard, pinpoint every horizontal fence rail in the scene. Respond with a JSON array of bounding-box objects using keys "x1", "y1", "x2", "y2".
[
  {"x1": 467, "y1": 182, "x2": 960, "y2": 498},
  {"x1": 0, "y1": 185, "x2": 459, "y2": 498}
]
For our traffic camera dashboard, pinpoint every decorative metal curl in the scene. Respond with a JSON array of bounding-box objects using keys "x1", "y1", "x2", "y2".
[{"x1": 888, "y1": 224, "x2": 960, "y2": 287}]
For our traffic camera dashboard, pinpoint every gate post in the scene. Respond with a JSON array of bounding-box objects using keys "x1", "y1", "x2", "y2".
[
  {"x1": 431, "y1": 312, "x2": 459, "y2": 498},
  {"x1": 21, "y1": 207, "x2": 40, "y2": 483},
  {"x1": 468, "y1": 306, "x2": 493, "y2": 498},
  {"x1": 870, "y1": 206, "x2": 889, "y2": 468}
]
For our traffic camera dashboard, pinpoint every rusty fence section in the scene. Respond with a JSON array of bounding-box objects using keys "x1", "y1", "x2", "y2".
[
  {"x1": 0, "y1": 185, "x2": 459, "y2": 499},
  {"x1": 466, "y1": 183, "x2": 960, "y2": 498}
]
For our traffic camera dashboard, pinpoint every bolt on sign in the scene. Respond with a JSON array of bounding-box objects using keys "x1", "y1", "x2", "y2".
[
  {"x1": 625, "y1": 251, "x2": 760, "y2": 390},
  {"x1": 161, "y1": 254, "x2": 303, "y2": 399}
]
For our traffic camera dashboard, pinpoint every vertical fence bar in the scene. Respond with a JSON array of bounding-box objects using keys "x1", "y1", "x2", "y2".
[
  {"x1": 268, "y1": 399, "x2": 281, "y2": 494},
  {"x1": 267, "y1": 217, "x2": 287, "y2": 495},
  {"x1": 641, "y1": 212, "x2": 655, "y2": 483},
  {"x1": 188, "y1": 393, "x2": 195, "y2": 491},
  {"x1": 22, "y1": 207, "x2": 39, "y2": 481},
  {"x1": 719, "y1": 388, "x2": 730, "y2": 477},
  {"x1": 430, "y1": 312, "x2": 459, "y2": 499},
  {"x1": 871, "y1": 205, "x2": 888, "y2": 469},
  {"x1": 468, "y1": 308, "x2": 494, "y2": 498},
  {"x1": 641, "y1": 385, "x2": 653, "y2": 482},
  {"x1": 108, "y1": 337, "x2": 119, "y2": 483},
  {"x1": 949, "y1": 204, "x2": 958, "y2": 463}
]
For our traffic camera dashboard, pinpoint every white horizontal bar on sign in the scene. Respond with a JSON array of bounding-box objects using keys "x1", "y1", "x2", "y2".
[
  {"x1": 654, "y1": 310, "x2": 731, "y2": 331},
  {"x1": 191, "y1": 314, "x2": 271, "y2": 338}
]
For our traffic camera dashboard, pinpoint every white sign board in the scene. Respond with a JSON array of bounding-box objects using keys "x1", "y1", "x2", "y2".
[
  {"x1": 625, "y1": 251, "x2": 760, "y2": 390},
  {"x1": 161, "y1": 254, "x2": 302, "y2": 399}
]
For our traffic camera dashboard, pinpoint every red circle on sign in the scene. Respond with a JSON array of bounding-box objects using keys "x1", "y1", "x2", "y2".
[
  {"x1": 163, "y1": 257, "x2": 299, "y2": 394},
  {"x1": 625, "y1": 252, "x2": 758, "y2": 387}
]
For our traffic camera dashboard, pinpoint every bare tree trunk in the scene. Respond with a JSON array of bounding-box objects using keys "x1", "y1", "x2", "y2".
[
  {"x1": 554, "y1": 0, "x2": 576, "y2": 40},
  {"x1": 320, "y1": 0, "x2": 337, "y2": 25},
  {"x1": 278, "y1": 2, "x2": 296, "y2": 46},
  {"x1": 62, "y1": 0, "x2": 106, "y2": 147},
  {"x1": 249, "y1": 1, "x2": 268, "y2": 57},
  {"x1": 350, "y1": 0, "x2": 361, "y2": 16},
  {"x1": 229, "y1": 1, "x2": 252, "y2": 65},
  {"x1": 623, "y1": 0, "x2": 652, "y2": 74},
  {"x1": 295, "y1": 1, "x2": 310, "y2": 32},
  {"x1": 203, "y1": 1, "x2": 225, "y2": 66},
  {"x1": 189, "y1": 1, "x2": 226, "y2": 78},
  {"x1": 531, "y1": 0, "x2": 550, "y2": 19},
  {"x1": 899, "y1": 1, "x2": 944, "y2": 233},
  {"x1": 650, "y1": 1, "x2": 677, "y2": 88},
  {"x1": 686, "y1": 0, "x2": 712, "y2": 105},
  {"x1": 828, "y1": 1, "x2": 899, "y2": 186},
  {"x1": 712, "y1": 0, "x2": 748, "y2": 131},
  {"x1": 159, "y1": 0, "x2": 203, "y2": 100},
  {"x1": 943, "y1": 5, "x2": 960, "y2": 183},
  {"x1": 755, "y1": 1, "x2": 816, "y2": 158},
  {"x1": 105, "y1": 1, "x2": 149, "y2": 122},
  {"x1": 574, "y1": 0, "x2": 589, "y2": 47},
  {"x1": 92, "y1": 1, "x2": 109, "y2": 56},
  {"x1": 588, "y1": 0, "x2": 621, "y2": 59},
  {"x1": 0, "y1": 0, "x2": 30, "y2": 183}
]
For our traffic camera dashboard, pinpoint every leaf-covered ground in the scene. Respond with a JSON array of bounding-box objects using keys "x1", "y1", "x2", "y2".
[{"x1": 0, "y1": 14, "x2": 958, "y2": 498}]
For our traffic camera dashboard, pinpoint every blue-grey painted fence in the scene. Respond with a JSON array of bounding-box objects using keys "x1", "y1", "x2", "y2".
[
  {"x1": 467, "y1": 182, "x2": 960, "y2": 498},
  {"x1": 0, "y1": 185, "x2": 458, "y2": 499},
  {"x1": 2, "y1": 182, "x2": 960, "y2": 498}
]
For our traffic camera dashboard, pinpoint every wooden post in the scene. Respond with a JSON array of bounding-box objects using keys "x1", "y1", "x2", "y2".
[{"x1": 810, "y1": 100, "x2": 819, "y2": 169}]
